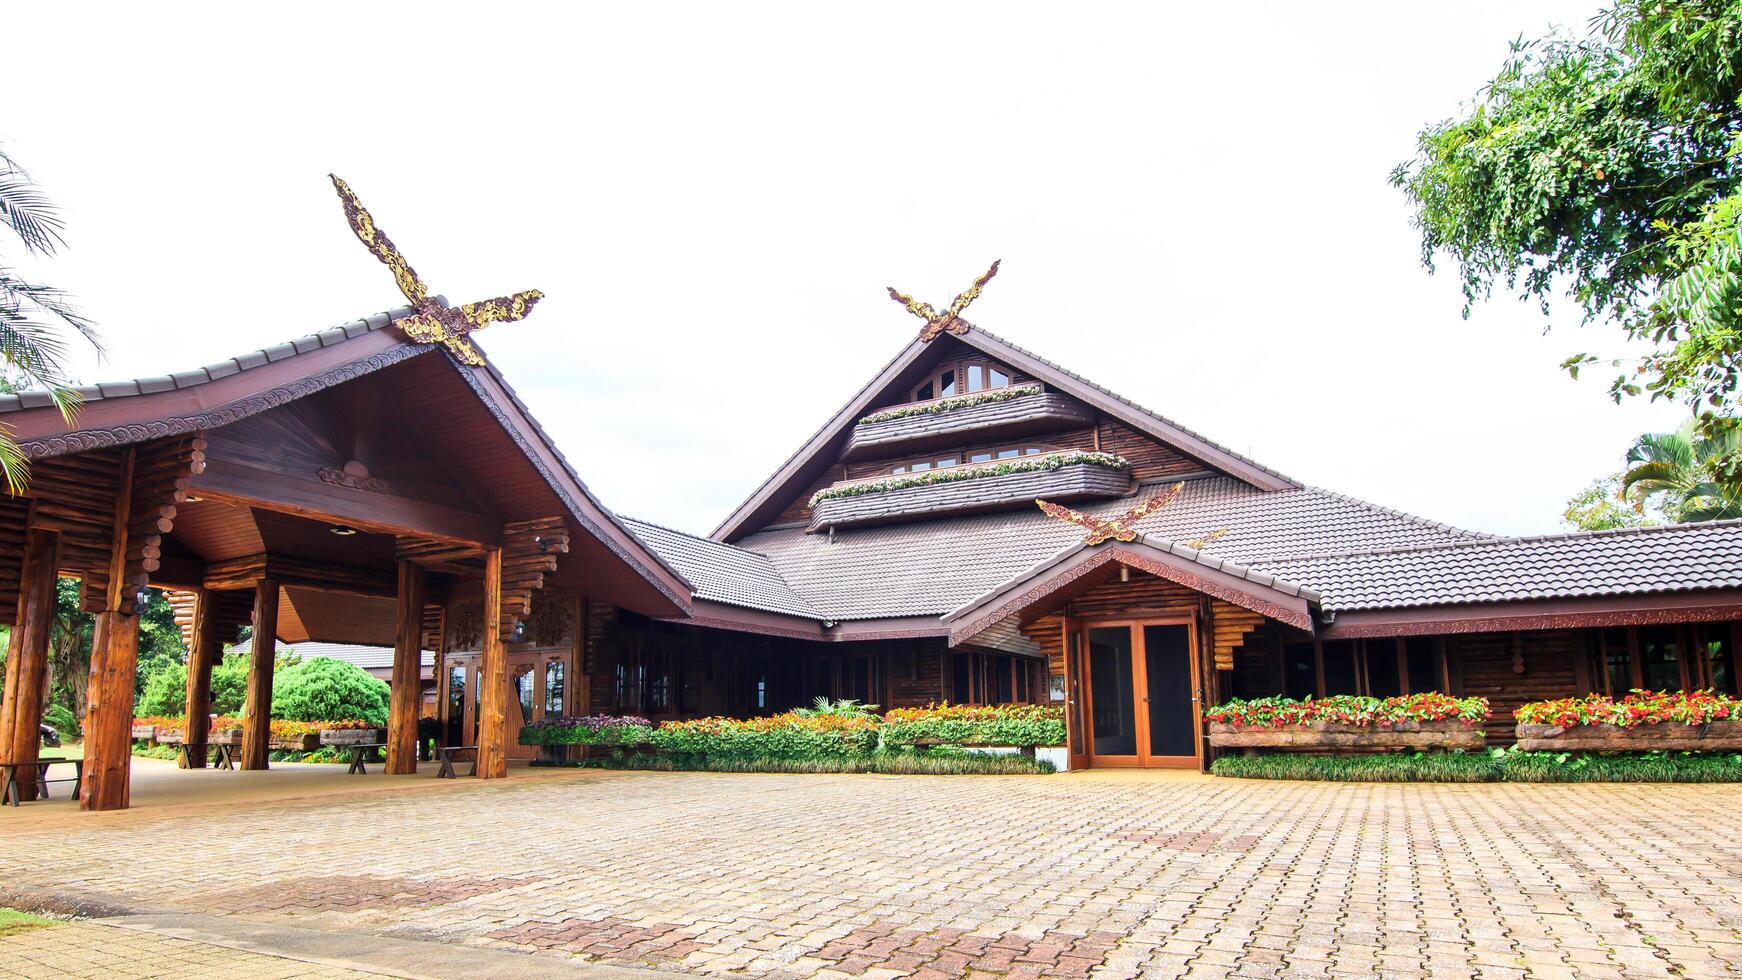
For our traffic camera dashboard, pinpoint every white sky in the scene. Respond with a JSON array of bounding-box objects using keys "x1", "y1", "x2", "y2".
[{"x1": 9, "y1": 1, "x2": 1686, "y2": 538}]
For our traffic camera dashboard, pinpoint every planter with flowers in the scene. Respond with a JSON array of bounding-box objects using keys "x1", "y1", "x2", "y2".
[
  {"x1": 521, "y1": 715, "x2": 655, "y2": 762},
  {"x1": 318, "y1": 720, "x2": 384, "y2": 746},
  {"x1": 1205, "y1": 694, "x2": 1491, "y2": 752},
  {"x1": 880, "y1": 703, "x2": 1066, "y2": 758},
  {"x1": 1514, "y1": 690, "x2": 1742, "y2": 751}
]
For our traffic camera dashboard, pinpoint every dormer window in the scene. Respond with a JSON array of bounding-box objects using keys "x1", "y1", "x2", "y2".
[{"x1": 910, "y1": 360, "x2": 1011, "y2": 402}]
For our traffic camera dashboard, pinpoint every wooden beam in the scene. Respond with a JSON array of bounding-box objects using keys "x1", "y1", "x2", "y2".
[
  {"x1": 475, "y1": 547, "x2": 508, "y2": 779},
  {"x1": 192, "y1": 459, "x2": 499, "y2": 548},
  {"x1": 241, "y1": 578, "x2": 279, "y2": 771},
  {"x1": 387, "y1": 561, "x2": 424, "y2": 775},
  {"x1": 0, "y1": 530, "x2": 60, "y2": 800},
  {"x1": 82, "y1": 448, "x2": 138, "y2": 812},
  {"x1": 182, "y1": 588, "x2": 221, "y2": 768}
]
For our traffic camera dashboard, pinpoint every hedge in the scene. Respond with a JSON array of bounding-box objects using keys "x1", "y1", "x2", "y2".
[
  {"x1": 879, "y1": 703, "x2": 1065, "y2": 748},
  {"x1": 557, "y1": 751, "x2": 1056, "y2": 776},
  {"x1": 1203, "y1": 693, "x2": 1490, "y2": 728},
  {"x1": 1212, "y1": 748, "x2": 1742, "y2": 783},
  {"x1": 650, "y1": 713, "x2": 880, "y2": 759},
  {"x1": 521, "y1": 715, "x2": 654, "y2": 746}
]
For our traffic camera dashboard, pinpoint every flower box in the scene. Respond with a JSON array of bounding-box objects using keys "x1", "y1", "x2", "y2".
[
  {"x1": 810, "y1": 456, "x2": 1130, "y2": 530},
  {"x1": 319, "y1": 728, "x2": 383, "y2": 746},
  {"x1": 270, "y1": 733, "x2": 321, "y2": 751},
  {"x1": 844, "y1": 389, "x2": 1092, "y2": 459},
  {"x1": 208, "y1": 729, "x2": 244, "y2": 746},
  {"x1": 1515, "y1": 719, "x2": 1742, "y2": 751},
  {"x1": 1207, "y1": 718, "x2": 1487, "y2": 751},
  {"x1": 131, "y1": 723, "x2": 157, "y2": 741}
]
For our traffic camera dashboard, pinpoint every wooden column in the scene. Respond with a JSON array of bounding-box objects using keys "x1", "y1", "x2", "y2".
[
  {"x1": 82, "y1": 448, "x2": 139, "y2": 812},
  {"x1": 0, "y1": 530, "x2": 60, "y2": 800},
  {"x1": 387, "y1": 561, "x2": 424, "y2": 774},
  {"x1": 475, "y1": 547, "x2": 508, "y2": 779},
  {"x1": 241, "y1": 578, "x2": 279, "y2": 771},
  {"x1": 182, "y1": 589, "x2": 221, "y2": 769}
]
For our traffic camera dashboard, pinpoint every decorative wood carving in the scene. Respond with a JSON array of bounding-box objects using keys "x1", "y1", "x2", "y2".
[
  {"x1": 887, "y1": 260, "x2": 1001, "y2": 342},
  {"x1": 330, "y1": 175, "x2": 542, "y2": 367},
  {"x1": 498, "y1": 517, "x2": 570, "y2": 637},
  {"x1": 1038, "y1": 482, "x2": 1183, "y2": 546},
  {"x1": 317, "y1": 460, "x2": 390, "y2": 494},
  {"x1": 529, "y1": 588, "x2": 573, "y2": 647},
  {"x1": 449, "y1": 600, "x2": 483, "y2": 651}
]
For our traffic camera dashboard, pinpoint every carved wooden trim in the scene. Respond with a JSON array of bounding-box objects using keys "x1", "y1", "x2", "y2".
[{"x1": 20, "y1": 344, "x2": 432, "y2": 458}]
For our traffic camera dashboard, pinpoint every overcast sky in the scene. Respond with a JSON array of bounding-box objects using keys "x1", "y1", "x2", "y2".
[{"x1": 9, "y1": 2, "x2": 1684, "y2": 538}]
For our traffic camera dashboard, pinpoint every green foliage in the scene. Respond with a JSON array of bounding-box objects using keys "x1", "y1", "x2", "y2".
[
  {"x1": 209, "y1": 652, "x2": 249, "y2": 716},
  {"x1": 520, "y1": 715, "x2": 653, "y2": 746},
  {"x1": 269, "y1": 657, "x2": 389, "y2": 727},
  {"x1": 135, "y1": 659, "x2": 187, "y2": 717},
  {"x1": 879, "y1": 703, "x2": 1066, "y2": 748},
  {"x1": 649, "y1": 713, "x2": 879, "y2": 759},
  {"x1": 133, "y1": 588, "x2": 184, "y2": 696},
  {"x1": 794, "y1": 697, "x2": 880, "y2": 719},
  {"x1": 1619, "y1": 419, "x2": 1742, "y2": 520},
  {"x1": 1211, "y1": 751, "x2": 1502, "y2": 782},
  {"x1": 1394, "y1": 1, "x2": 1742, "y2": 429},
  {"x1": 566, "y1": 750, "x2": 1056, "y2": 776},
  {"x1": 1562, "y1": 472, "x2": 1659, "y2": 530},
  {"x1": 41, "y1": 702, "x2": 78, "y2": 737},
  {"x1": 1212, "y1": 748, "x2": 1742, "y2": 782},
  {"x1": 1499, "y1": 747, "x2": 1742, "y2": 781}
]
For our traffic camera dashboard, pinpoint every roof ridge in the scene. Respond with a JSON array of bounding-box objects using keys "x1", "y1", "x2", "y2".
[
  {"x1": 1255, "y1": 516, "x2": 1742, "y2": 566},
  {"x1": 970, "y1": 325, "x2": 1299, "y2": 488}
]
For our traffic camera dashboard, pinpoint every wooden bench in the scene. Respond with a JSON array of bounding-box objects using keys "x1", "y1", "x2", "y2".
[
  {"x1": 344, "y1": 743, "x2": 388, "y2": 775},
  {"x1": 176, "y1": 741, "x2": 238, "y2": 770},
  {"x1": 1, "y1": 757, "x2": 83, "y2": 806},
  {"x1": 437, "y1": 745, "x2": 477, "y2": 778}
]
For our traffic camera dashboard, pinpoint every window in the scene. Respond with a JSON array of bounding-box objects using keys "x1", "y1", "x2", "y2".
[
  {"x1": 545, "y1": 658, "x2": 565, "y2": 715},
  {"x1": 1600, "y1": 629, "x2": 1634, "y2": 694},
  {"x1": 911, "y1": 361, "x2": 1011, "y2": 402},
  {"x1": 1404, "y1": 637, "x2": 1439, "y2": 693},
  {"x1": 1701, "y1": 625, "x2": 1736, "y2": 695},
  {"x1": 891, "y1": 446, "x2": 1040, "y2": 476},
  {"x1": 1320, "y1": 642, "x2": 1358, "y2": 696},
  {"x1": 1638, "y1": 627, "x2": 1683, "y2": 691},
  {"x1": 514, "y1": 668, "x2": 535, "y2": 723},
  {"x1": 1367, "y1": 641, "x2": 1402, "y2": 698},
  {"x1": 1283, "y1": 643, "x2": 1316, "y2": 700},
  {"x1": 950, "y1": 652, "x2": 972, "y2": 703}
]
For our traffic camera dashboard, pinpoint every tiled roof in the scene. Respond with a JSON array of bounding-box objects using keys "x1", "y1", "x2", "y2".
[
  {"x1": 1253, "y1": 520, "x2": 1742, "y2": 612},
  {"x1": 0, "y1": 303, "x2": 422, "y2": 414},
  {"x1": 733, "y1": 477, "x2": 1479, "y2": 621},
  {"x1": 621, "y1": 517, "x2": 822, "y2": 619}
]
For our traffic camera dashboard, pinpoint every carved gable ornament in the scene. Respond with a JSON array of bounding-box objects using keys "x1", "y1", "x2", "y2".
[
  {"x1": 329, "y1": 175, "x2": 543, "y2": 367},
  {"x1": 1037, "y1": 482, "x2": 1226, "y2": 549},
  {"x1": 887, "y1": 260, "x2": 1001, "y2": 342}
]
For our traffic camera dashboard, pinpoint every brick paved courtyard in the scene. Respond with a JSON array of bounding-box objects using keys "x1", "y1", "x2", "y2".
[{"x1": 4, "y1": 765, "x2": 1742, "y2": 978}]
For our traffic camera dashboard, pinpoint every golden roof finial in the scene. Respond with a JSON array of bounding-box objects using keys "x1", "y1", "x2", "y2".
[
  {"x1": 330, "y1": 174, "x2": 543, "y2": 366},
  {"x1": 1037, "y1": 482, "x2": 1185, "y2": 546},
  {"x1": 887, "y1": 260, "x2": 1001, "y2": 342}
]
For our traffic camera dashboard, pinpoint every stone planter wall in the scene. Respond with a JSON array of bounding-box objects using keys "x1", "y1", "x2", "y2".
[
  {"x1": 1515, "y1": 719, "x2": 1742, "y2": 752},
  {"x1": 811, "y1": 462, "x2": 1130, "y2": 530},
  {"x1": 1207, "y1": 719, "x2": 1487, "y2": 752},
  {"x1": 319, "y1": 729, "x2": 384, "y2": 746},
  {"x1": 130, "y1": 724, "x2": 157, "y2": 741}
]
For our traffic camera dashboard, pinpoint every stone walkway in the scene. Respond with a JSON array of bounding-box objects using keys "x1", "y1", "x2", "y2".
[
  {"x1": 3, "y1": 765, "x2": 1741, "y2": 978},
  {"x1": 0, "y1": 921, "x2": 377, "y2": 978}
]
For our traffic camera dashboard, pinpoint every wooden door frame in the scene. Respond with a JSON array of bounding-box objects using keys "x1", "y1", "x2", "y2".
[{"x1": 1075, "y1": 616, "x2": 1202, "y2": 770}]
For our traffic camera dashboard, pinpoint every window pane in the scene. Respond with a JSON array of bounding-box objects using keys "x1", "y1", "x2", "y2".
[
  {"x1": 515, "y1": 669, "x2": 535, "y2": 723},
  {"x1": 939, "y1": 371, "x2": 956, "y2": 397},
  {"x1": 1283, "y1": 643, "x2": 1316, "y2": 700},
  {"x1": 990, "y1": 367, "x2": 1010, "y2": 387},
  {"x1": 915, "y1": 381, "x2": 933, "y2": 401},
  {"x1": 1025, "y1": 447, "x2": 1041, "y2": 455},
  {"x1": 1601, "y1": 629, "x2": 1632, "y2": 694},
  {"x1": 970, "y1": 452, "x2": 993, "y2": 463},
  {"x1": 1087, "y1": 627, "x2": 1137, "y2": 755},
  {"x1": 891, "y1": 465, "x2": 906, "y2": 474},
  {"x1": 1321, "y1": 642, "x2": 1358, "y2": 696},
  {"x1": 997, "y1": 449, "x2": 1020, "y2": 459},
  {"x1": 545, "y1": 659, "x2": 564, "y2": 715},
  {"x1": 995, "y1": 657, "x2": 1013, "y2": 702},
  {"x1": 936, "y1": 457, "x2": 957, "y2": 468},
  {"x1": 1367, "y1": 641, "x2": 1401, "y2": 698},
  {"x1": 1705, "y1": 626, "x2": 1736, "y2": 695},
  {"x1": 950, "y1": 653, "x2": 971, "y2": 703},
  {"x1": 967, "y1": 365, "x2": 984, "y2": 392},
  {"x1": 1639, "y1": 627, "x2": 1682, "y2": 691},
  {"x1": 911, "y1": 461, "x2": 931, "y2": 472},
  {"x1": 1405, "y1": 638, "x2": 1437, "y2": 693}
]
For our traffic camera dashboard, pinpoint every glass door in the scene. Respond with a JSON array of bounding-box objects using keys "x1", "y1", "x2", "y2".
[{"x1": 1079, "y1": 620, "x2": 1202, "y2": 769}]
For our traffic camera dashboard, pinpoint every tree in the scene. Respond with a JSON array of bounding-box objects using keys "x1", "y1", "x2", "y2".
[
  {"x1": 1620, "y1": 419, "x2": 1742, "y2": 520},
  {"x1": 270, "y1": 657, "x2": 388, "y2": 727},
  {"x1": 1562, "y1": 472, "x2": 1658, "y2": 530},
  {"x1": 0, "y1": 147, "x2": 102, "y2": 491},
  {"x1": 1393, "y1": 2, "x2": 1742, "y2": 446}
]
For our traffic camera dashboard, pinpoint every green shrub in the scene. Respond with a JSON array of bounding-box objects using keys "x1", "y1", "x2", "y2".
[
  {"x1": 649, "y1": 713, "x2": 879, "y2": 759},
  {"x1": 1499, "y1": 748, "x2": 1742, "y2": 783},
  {"x1": 520, "y1": 715, "x2": 653, "y2": 746},
  {"x1": 42, "y1": 702, "x2": 80, "y2": 738},
  {"x1": 1210, "y1": 752, "x2": 1502, "y2": 782},
  {"x1": 572, "y1": 751, "x2": 1055, "y2": 775},
  {"x1": 210, "y1": 652, "x2": 250, "y2": 716},
  {"x1": 136, "y1": 661, "x2": 188, "y2": 717},
  {"x1": 879, "y1": 703, "x2": 1066, "y2": 748},
  {"x1": 270, "y1": 657, "x2": 388, "y2": 727}
]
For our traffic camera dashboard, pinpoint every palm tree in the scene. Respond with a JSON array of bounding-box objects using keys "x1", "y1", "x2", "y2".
[
  {"x1": 1620, "y1": 420, "x2": 1742, "y2": 522},
  {"x1": 0, "y1": 146, "x2": 102, "y2": 491}
]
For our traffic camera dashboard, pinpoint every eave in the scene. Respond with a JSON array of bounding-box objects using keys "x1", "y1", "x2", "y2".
[{"x1": 1318, "y1": 588, "x2": 1742, "y2": 638}]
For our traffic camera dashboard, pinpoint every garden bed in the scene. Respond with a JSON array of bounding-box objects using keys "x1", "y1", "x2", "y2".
[
  {"x1": 1204, "y1": 694, "x2": 1490, "y2": 753},
  {"x1": 1514, "y1": 691, "x2": 1742, "y2": 751},
  {"x1": 1213, "y1": 749, "x2": 1742, "y2": 783}
]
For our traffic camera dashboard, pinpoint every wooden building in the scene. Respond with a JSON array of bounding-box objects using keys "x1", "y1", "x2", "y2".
[{"x1": 2, "y1": 275, "x2": 1741, "y2": 805}]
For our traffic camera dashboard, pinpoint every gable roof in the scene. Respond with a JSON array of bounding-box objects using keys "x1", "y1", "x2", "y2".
[
  {"x1": 621, "y1": 517, "x2": 821, "y2": 618},
  {"x1": 710, "y1": 325, "x2": 1298, "y2": 542},
  {"x1": 1, "y1": 305, "x2": 695, "y2": 616}
]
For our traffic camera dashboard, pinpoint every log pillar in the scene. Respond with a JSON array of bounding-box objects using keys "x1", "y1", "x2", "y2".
[
  {"x1": 82, "y1": 609, "x2": 141, "y2": 810},
  {"x1": 387, "y1": 561, "x2": 425, "y2": 774},
  {"x1": 241, "y1": 577, "x2": 279, "y2": 771},
  {"x1": 0, "y1": 529, "x2": 60, "y2": 801},
  {"x1": 475, "y1": 547, "x2": 508, "y2": 779},
  {"x1": 182, "y1": 589, "x2": 221, "y2": 769}
]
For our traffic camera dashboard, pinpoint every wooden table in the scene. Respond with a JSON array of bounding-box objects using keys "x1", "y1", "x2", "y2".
[
  {"x1": 1, "y1": 757, "x2": 82, "y2": 806},
  {"x1": 344, "y1": 743, "x2": 388, "y2": 774},
  {"x1": 437, "y1": 745, "x2": 477, "y2": 778}
]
